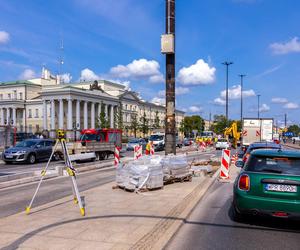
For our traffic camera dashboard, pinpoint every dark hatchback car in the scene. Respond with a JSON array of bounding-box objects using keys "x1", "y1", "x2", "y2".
[
  {"x1": 233, "y1": 149, "x2": 300, "y2": 221},
  {"x1": 243, "y1": 142, "x2": 281, "y2": 163},
  {"x1": 3, "y1": 139, "x2": 54, "y2": 164}
]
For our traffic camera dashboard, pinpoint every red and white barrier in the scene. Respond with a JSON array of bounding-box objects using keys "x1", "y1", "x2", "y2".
[
  {"x1": 150, "y1": 143, "x2": 155, "y2": 155},
  {"x1": 220, "y1": 149, "x2": 230, "y2": 179},
  {"x1": 114, "y1": 146, "x2": 120, "y2": 166},
  {"x1": 231, "y1": 153, "x2": 238, "y2": 165},
  {"x1": 134, "y1": 145, "x2": 142, "y2": 160}
]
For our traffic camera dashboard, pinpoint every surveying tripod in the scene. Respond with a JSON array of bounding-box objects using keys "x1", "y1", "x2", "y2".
[{"x1": 26, "y1": 130, "x2": 85, "y2": 216}]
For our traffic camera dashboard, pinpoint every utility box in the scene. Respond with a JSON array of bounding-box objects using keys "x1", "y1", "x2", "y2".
[{"x1": 161, "y1": 34, "x2": 175, "y2": 54}]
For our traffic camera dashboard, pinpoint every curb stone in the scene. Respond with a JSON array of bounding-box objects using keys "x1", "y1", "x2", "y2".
[{"x1": 131, "y1": 168, "x2": 220, "y2": 250}]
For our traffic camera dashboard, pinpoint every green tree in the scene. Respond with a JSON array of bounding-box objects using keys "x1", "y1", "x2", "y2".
[
  {"x1": 288, "y1": 124, "x2": 300, "y2": 136},
  {"x1": 180, "y1": 115, "x2": 204, "y2": 137},
  {"x1": 139, "y1": 111, "x2": 149, "y2": 137},
  {"x1": 130, "y1": 113, "x2": 139, "y2": 138},
  {"x1": 114, "y1": 105, "x2": 124, "y2": 130},
  {"x1": 153, "y1": 111, "x2": 160, "y2": 129},
  {"x1": 210, "y1": 115, "x2": 242, "y2": 135},
  {"x1": 97, "y1": 103, "x2": 109, "y2": 128}
]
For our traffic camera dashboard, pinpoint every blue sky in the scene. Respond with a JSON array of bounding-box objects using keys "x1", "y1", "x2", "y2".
[{"x1": 1, "y1": 0, "x2": 300, "y2": 126}]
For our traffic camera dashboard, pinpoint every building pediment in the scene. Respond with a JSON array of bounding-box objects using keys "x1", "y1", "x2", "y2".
[{"x1": 119, "y1": 91, "x2": 141, "y2": 102}]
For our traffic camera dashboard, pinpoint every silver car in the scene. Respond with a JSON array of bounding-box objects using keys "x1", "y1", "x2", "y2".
[{"x1": 3, "y1": 139, "x2": 54, "y2": 164}]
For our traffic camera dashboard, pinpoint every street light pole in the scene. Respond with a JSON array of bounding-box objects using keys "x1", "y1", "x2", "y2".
[
  {"x1": 222, "y1": 62, "x2": 233, "y2": 123},
  {"x1": 257, "y1": 94, "x2": 261, "y2": 119},
  {"x1": 164, "y1": 0, "x2": 176, "y2": 155},
  {"x1": 239, "y1": 74, "x2": 246, "y2": 123}
]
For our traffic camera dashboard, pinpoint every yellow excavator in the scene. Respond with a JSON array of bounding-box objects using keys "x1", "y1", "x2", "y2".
[{"x1": 224, "y1": 121, "x2": 240, "y2": 149}]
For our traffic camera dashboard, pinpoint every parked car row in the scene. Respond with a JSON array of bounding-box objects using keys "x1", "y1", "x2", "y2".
[{"x1": 232, "y1": 141, "x2": 300, "y2": 222}]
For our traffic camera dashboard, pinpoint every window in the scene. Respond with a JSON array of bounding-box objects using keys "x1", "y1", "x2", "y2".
[
  {"x1": 19, "y1": 92, "x2": 23, "y2": 100},
  {"x1": 0, "y1": 94, "x2": 2, "y2": 100},
  {"x1": 28, "y1": 109, "x2": 32, "y2": 118},
  {"x1": 8, "y1": 94, "x2": 11, "y2": 99},
  {"x1": 13, "y1": 90, "x2": 17, "y2": 99},
  {"x1": 35, "y1": 109, "x2": 39, "y2": 118}
]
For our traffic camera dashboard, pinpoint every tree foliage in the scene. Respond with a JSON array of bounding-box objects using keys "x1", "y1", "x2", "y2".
[
  {"x1": 179, "y1": 115, "x2": 204, "y2": 137},
  {"x1": 97, "y1": 103, "x2": 109, "y2": 128},
  {"x1": 139, "y1": 111, "x2": 149, "y2": 136},
  {"x1": 114, "y1": 105, "x2": 123, "y2": 130},
  {"x1": 210, "y1": 115, "x2": 242, "y2": 135},
  {"x1": 153, "y1": 111, "x2": 160, "y2": 129},
  {"x1": 288, "y1": 124, "x2": 300, "y2": 136},
  {"x1": 130, "y1": 113, "x2": 139, "y2": 138}
]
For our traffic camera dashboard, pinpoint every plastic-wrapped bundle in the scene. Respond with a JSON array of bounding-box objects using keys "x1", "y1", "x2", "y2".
[
  {"x1": 146, "y1": 156, "x2": 163, "y2": 189},
  {"x1": 115, "y1": 163, "x2": 129, "y2": 188},
  {"x1": 162, "y1": 155, "x2": 190, "y2": 180}
]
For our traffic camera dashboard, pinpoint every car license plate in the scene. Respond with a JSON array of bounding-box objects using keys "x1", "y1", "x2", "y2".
[
  {"x1": 5, "y1": 155, "x2": 13, "y2": 159},
  {"x1": 266, "y1": 184, "x2": 297, "y2": 193}
]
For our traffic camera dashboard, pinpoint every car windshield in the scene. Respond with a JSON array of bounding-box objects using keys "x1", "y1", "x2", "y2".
[
  {"x1": 80, "y1": 134, "x2": 97, "y2": 141},
  {"x1": 150, "y1": 135, "x2": 164, "y2": 141},
  {"x1": 245, "y1": 155, "x2": 300, "y2": 175},
  {"x1": 15, "y1": 140, "x2": 37, "y2": 148},
  {"x1": 129, "y1": 139, "x2": 140, "y2": 143}
]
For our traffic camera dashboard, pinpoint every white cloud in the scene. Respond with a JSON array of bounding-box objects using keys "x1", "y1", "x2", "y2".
[
  {"x1": 283, "y1": 102, "x2": 299, "y2": 109},
  {"x1": 259, "y1": 104, "x2": 270, "y2": 112},
  {"x1": 213, "y1": 97, "x2": 226, "y2": 106},
  {"x1": 80, "y1": 68, "x2": 99, "y2": 81},
  {"x1": 149, "y1": 74, "x2": 164, "y2": 83},
  {"x1": 271, "y1": 97, "x2": 288, "y2": 104},
  {"x1": 60, "y1": 73, "x2": 72, "y2": 83},
  {"x1": 151, "y1": 97, "x2": 165, "y2": 106},
  {"x1": 176, "y1": 87, "x2": 190, "y2": 95},
  {"x1": 0, "y1": 31, "x2": 10, "y2": 44},
  {"x1": 220, "y1": 85, "x2": 255, "y2": 100},
  {"x1": 177, "y1": 59, "x2": 216, "y2": 85},
  {"x1": 19, "y1": 69, "x2": 36, "y2": 80},
  {"x1": 110, "y1": 58, "x2": 163, "y2": 83},
  {"x1": 270, "y1": 37, "x2": 300, "y2": 55},
  {"x1": 188, "y1": 106, "x2": 203, "y2": 113}
]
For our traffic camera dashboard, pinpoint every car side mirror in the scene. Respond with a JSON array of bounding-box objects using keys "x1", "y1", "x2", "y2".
[
  {"x1": 235, "y1": 160, "x2": 244, "y2": 168},
  {"x1": 35, "y1": 144, "x2": 41, "y2": 148}
]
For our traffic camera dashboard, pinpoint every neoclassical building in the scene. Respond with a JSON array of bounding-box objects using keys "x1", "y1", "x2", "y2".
[{"x1": 0, "y1": 68, "x2": 185, "y2": 139}]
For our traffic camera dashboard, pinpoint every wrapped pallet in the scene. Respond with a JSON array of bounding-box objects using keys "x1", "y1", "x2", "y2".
[{"x1": 162, "y1": 155, "x2": 191, "y2": 182}]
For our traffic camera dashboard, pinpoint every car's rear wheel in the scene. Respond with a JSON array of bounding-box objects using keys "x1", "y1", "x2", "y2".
[
  {"x1": 231, "y1": 203, "x2": 244, "y2": 222},
  {"x1": 4, "y1": 161, "x2": 12, "y2": 165},
  {"x1": 28, "y1": 154, "x2": 36, "y2": 164}
]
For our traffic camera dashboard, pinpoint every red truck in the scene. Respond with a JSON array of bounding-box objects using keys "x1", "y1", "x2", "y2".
[{"x1": 56, "y1": 128, "x2": 122, "y2": 162}]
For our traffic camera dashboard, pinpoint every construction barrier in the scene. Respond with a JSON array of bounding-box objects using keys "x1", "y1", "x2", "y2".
[
  {"x1": 231, "y1": 153, "x2": 238, "y2": 166},
  {"x1": 114, "y1": 146, "x2": 120, "y2": 166},
  {"x1": 150, "y1": 142, "x2": 155, "y2": 155},
  {"x1": 220, "y1": 149, "x2": 230, "y2": 179},
  {"x1": 134, "y1": 145, "x2": 142, "y2": 160}
]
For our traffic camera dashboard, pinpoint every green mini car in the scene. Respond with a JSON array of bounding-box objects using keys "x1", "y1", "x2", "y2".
[{"x1": 233, "y1": 149, "x2": 300, "y2": 220}]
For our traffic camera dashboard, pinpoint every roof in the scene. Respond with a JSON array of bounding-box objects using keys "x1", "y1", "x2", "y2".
[
  {"x1": 249, "y1": 142, "x2": 280, "y2": 149},
  {"x1": 0, "y1": 80, "x2": 38, "y2": 86},
  {"x1": 251, "y1": 149, "x2": 300, "y2": 158}
]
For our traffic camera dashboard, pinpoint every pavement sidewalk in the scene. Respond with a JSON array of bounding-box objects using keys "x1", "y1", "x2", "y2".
[{"x1": 0, "y1": 170, "x2": 217, "y2": 250}]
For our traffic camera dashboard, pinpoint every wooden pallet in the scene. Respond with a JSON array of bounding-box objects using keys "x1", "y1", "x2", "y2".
[{"x1": 163, "y1": 174, "x2": 192, "y2": 185}]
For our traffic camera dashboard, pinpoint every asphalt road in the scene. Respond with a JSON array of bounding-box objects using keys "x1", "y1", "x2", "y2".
[
  {"x1": 0, "y1": 149, "x2": 218, "y2": 218},
  {"x1": 166, "y1": 167, "x2": 300, "y2": 250}
]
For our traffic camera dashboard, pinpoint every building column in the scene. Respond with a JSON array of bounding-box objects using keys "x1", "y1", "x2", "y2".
[
  {"x1": 12, "y1": 108, "x2": 16, "y2": 127},
  {"x1": 6, "y1": 108, "x2": 10, "y2": 125},
  {"x1": 91, "y1": 102, "x2": 95, "y2": 129},
  {"x1": 97, "y1": 103, "x2": 101, "y2": 120},
  {"x1": 104, "y1": 104, "x2": 108, "y2": 121},
  {"x1": 59, "y1": 99, "x2": 64, "y2": 129},
  {"x1": 84, "y1": 101, "x2": 88, "y2": 129},
  {"x1": 0, "y1": 108, "x2": 4, "y2": 125},
  {"x1": 50, "y1": 100, "x2": 55, "y2": 130},
  {"x1": 22, "y1": 108, "x2": 26, "y2": 132},
  {"x1": 67, "y1": 99, "x2": 73, "y2": 140},
  {"x1": 76, "y1": 100, "x2": 81, "y2": 129},
  {"x1": 43, "y1": 100, "x2": 47, "y2": 130},
  {"x1": 110, "y1": 105, "x2": 114, "y2": 128}
]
